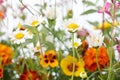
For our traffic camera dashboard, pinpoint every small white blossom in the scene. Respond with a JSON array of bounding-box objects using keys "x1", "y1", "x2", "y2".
[
  {"x1": 86, "y1": 31, "x2": 104, "y2": 47},
  {"x1": 10, "y1": 29, "x2": 32, "y2": 44}
]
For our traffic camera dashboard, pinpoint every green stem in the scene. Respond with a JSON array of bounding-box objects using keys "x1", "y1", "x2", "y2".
[
  {"x1": 71, "y1": 33, "x2": 75, "y2": 80},
  {"x1": 87, "y1": 71, "x2": 99, "y2": 80},
  {"x1": 20, "y1": 43, "x2": 29, "y2": 72},
  {"x1": 107, "y1": 47, "x2": 113, "y2": 80},
  {"x1": 96, "y1": 48, "x2": 103, "y2": 79},
  {"x1": 19, "y1": 0, "x2": 34, "y2": 15},
  {"x1": 36, "y1": 29, "x2": 43, "y2": 55}
]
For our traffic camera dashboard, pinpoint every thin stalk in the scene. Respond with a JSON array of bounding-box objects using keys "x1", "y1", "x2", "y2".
[
  {"x1": 19, "y1": 0, "x2": 34, "y2": 15},
  {"x1": 102, "y1": 0, "x2": 105, "y2": 33},
  {"x1": 36, "y1": 29, "x2": 43, "y2": 55},
  {"x1": 107, "y1": 0, "x2": 116, "y2": 79},
  {"x1": 20, "y1": 43, "x2": 29, "y2": 72},
  {"x1": 107, "y1": 47, "x2": 113, "y2": 80},
  {"x1": 96, "y1": 48, "x2": 103, "y2": 79},
  {"x1": 71, "y1": 33, "x2": 75, "y2": 80}
]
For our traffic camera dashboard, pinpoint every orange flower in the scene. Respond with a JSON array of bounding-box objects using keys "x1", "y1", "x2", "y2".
[
  {"x1": 19, "y1": 70, "x2": 42, "y2": 80},
  {"x1": 40, "y1": 50, "x2": 58, "y2": 68},
  {"x1": 83, "y1": 46, "x2": 109, "y2": 72},
  {"x1": 0, "y1": 44, "x2": 13, "y2": 66},
  {"x1": 0, "y1": 11, "x2": 4, "y2": 19}
]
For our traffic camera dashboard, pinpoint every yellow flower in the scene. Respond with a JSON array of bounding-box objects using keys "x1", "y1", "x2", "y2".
[
  {"x1": 17, "y1": 22, "x2": 25, "y2": 30},
  {"x1": 97, "y1": 21, "x2": 119, "y2": 29},
  {"x1": 40, "y1": 50, "x2": 58, "y2": 68},
  {"x1": 31, "y1": 20, "x2": 40, "y2": 27},
  {"x1": 60, "y1": 55, "x2": 84, "y2": 77},
  {"x1": 67, "y1": 23, "x2": 79, "y2": 32},
  {"x1": 98, "y1": 21, "x2": 111, "y2": 29},
  {"x1": 114, "y1": 21, "x2": 119, "y2": 27}
]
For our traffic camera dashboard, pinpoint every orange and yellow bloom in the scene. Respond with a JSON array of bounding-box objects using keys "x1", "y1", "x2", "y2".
[
  {"x1": 0, "y1": 43, "x2": 13, "y2": 78},
  {"x1": 60, "y1": 55, "x2": 84, "y2": 77},
  {"x1": 0, "y1": 43, "x2": 13, "y2": 66},
  {"x1": 83, "y1": 46, "x2": 109, "y2": 72},
  {"x1": 40, "y1": 50, "x2": 58, "y2": 68}
]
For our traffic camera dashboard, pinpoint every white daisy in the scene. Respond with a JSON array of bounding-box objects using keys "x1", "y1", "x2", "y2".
[
  {"x1": 10, "y1": 29, "x2": 31, "y2": 44},
  {"x1": 86, "y1": 31, "x2": 104, "y2": 47},
  {"x1": 43, "y1": 6, "x2": 56, "y2": 19},
  {"x1": 64, "y1": 19, "x2": 80, "y2": 32},
  {"x1": 73, "y1": 38, "x2": 82, "y2": 48}
]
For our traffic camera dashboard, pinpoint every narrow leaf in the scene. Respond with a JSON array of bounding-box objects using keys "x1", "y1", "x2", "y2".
[{"x1": 81, "y1": 9, "x2": 97, "y2": 15}]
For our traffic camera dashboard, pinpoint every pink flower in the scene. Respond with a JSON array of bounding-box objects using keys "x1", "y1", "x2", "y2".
[
  {"x1": 115, "y1": 2, "x2": 120, "y2": 10},
  {"x1": 116, "y1": 45, "x2": 120, "y2": 53},
  {"x1": 77, "y1": 28, "x2": 89, "y2": 37},
  {"x1": 98, "y1": 2, "x2": 111, "y2": 16},
  {"x1": 0, "y1": 0, "x2": 4, "y2": 4}
]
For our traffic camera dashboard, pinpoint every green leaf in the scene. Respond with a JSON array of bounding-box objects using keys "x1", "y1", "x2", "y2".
[
  {"x1": 42, "y1": 41, "x2": 55, "y2": 50},
  {"x1": 83, "y1": 0, "x2": 95, "y2": 6},
  {"x1": 23, "y1": 25, "x2": 38, "y2": 34},
  {"x1": 32, "y1": 35, "x2": 39, "y2": 46},
  {"x1": 87, "y1": 20, "x2": 98, "y2": 27},
  {"x1": 81, "y1": 9, "x2": 97, "y2": 15}
]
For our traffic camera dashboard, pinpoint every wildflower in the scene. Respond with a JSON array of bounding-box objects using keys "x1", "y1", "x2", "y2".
[
  {"x1": 98, "y1": 21, "x2": 111, "y2": 29},
  {"x1": 97, "y1": 21, "x2": 119, "y2": 29},
  {"x1": 0, "y1": 0, "x2": 3, "y2": 4},
  {"x1": 77, "y1": 41, "x2": 89, "y2": 57},
  {"x1": 0, "y1": 11, "x2": 4, "y2": 19},
  {"x1": 83, "y1": 46, "x2": 109, "y2": 72},
  {"x1": 77, "y1": 28, "x2": 89, "y2": 37},
  {"x1": 10, "y1": 29, "x2": 31, "y2": 44},
  {"x1": 0, "y1": 68, "x2": 3, "y2": 78},
  {"x1": 44, "y1": 6, "x2": 56, "y2": 19},
  {"x1": 73, "y1": 38, "x2": 82, "y2": 48},
  {"x1": 0, "y1": 44, "x2": 13, "y2": 66},
  {"x1": 80, "y1": 71, "x2": 87, "y2": 79},
  {"x1": 67, "y1": 23, "x2": 79, "y2": 32},
  {"x1": 86, "y1": 31, "x2": 104, "y2": 47},
  {"x1": 19, "y1": 70, "x2": 43, "y2": 80},
  {"x1": 0, "y1": 5, "x2": 6, "y2": 19},
  {"x1": 98, "y1": 2, "x2": 111, "y2": 16},
  {"x1": 31, "y1": 20, "x2": 40, "y2": 27},
  {"x1": 40, "y1": 50, "x2": 58, "y2": 68},
  {"x1": 17, "y1": 22, "x2": 25, "y2": 30},
  {"x1": 60, "y1": 55, "x2": 84, "y2": 77}
]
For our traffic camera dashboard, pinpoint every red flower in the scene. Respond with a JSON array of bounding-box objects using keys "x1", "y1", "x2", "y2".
[{"x1": 19, "y1": 70, "x2": 42, "y2": 80}]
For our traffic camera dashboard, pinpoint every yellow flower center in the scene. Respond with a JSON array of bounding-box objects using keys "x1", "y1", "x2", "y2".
[
  {"x1": 67, "y1": 23, "x2": 79, "y2": 31},
  {"x1": 73, "y1": 42, "x2": 79, "y2": 47},
  {"x1": 31, "y1": 20, "x2": 40, "y2": 27},
  {"x1": 15, "y1": 32, "x2": 24, "y2": 39},
  {"x1": 36, "y1": 46, "x2": 41, "y2": 50}
]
